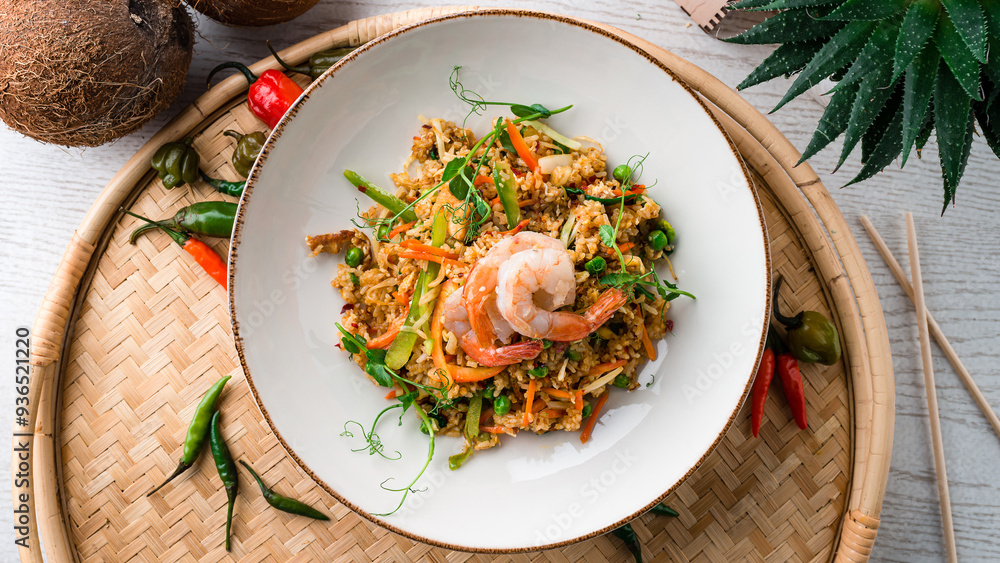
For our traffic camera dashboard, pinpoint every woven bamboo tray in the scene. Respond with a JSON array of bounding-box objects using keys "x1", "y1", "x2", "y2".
[{"x1": 16, "y1": 7, "x2": 895, "y2": 563}]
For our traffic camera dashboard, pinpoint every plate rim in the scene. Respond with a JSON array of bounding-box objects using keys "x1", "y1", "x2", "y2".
[{"x1": 228, "y1": 7, "x2": 772, "y2": 553}]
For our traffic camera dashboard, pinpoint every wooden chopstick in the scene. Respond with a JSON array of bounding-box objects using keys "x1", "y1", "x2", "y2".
[
  {"x1": 906, "y1": 213, "x2": 959, "y2": 563},
  {"x1": 861, "y1": 215, "x2": 1000, "y2": 441}
]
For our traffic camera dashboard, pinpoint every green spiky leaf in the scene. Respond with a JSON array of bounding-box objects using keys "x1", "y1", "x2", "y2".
[
  {"x1": 799, "y1": 81, "x2": 860, "y2": 163},
  {"x1": 862, "y1": 94, "x2": 902, "y2": 164},
  {"x1": 902, "y1": 47, "x2": 939, "y2": 166},
  {"x1": 848, "y1": 102, "x2": 904, "y2": 187},
  {"x1": 915, "y1": 114, "x2": 935, "y2": 155},
  {"x1": 939, "y1": 0, "x2": 987, "y2": 63},
  {"x1": 984, "y1": 0, "x2": 1000, "y2": 37},
  {"x1": 984, "y1": 36, "x2": 1000, "y2": 108},
  {"x1": 974, "y1": 92, "x2": 1000, "y2": 158},
  {"x1": 724, "y1": 8, "x2": 844, "y2": 45},
  {"x1": 749, "y1": 0, "x2": 840, "y2": 10},
  {"x1": 773, "y1": 21, "x2": 875, "y2": 111},
  {"x1": 836, "y1": 19, "x2": 902, "y2": 91},
  {"x1": 822, "y1": 0, "x2": 908, "y2": 21},
  {"x1": 892, "y1": 0, "x2": 941, "y2": 82},
  {"x1": 934, "y1": 12, "x2": 983, "y2": 100},
  {"x1": 933, "y1": 64, "x2": 974, "y2": 211},
  {"x1": 838, "y1": 63, "x2": 899, "y2": 169},
  {"x1": 730, "y1": 0, "x2": 777, "y2": 10},
  {"x1": 737, "y1": 41, "x2": 825, "y2": 91}
]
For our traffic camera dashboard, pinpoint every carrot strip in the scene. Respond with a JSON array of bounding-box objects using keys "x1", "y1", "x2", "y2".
[
  {"x1": 366, "y1": 307, "x2": 409, "y2": 350},
  {"x1": 589, "y1": 359, "x2": 627, "y2": 377},
  {"x1": 430, "y1": 279, "x2": 504, "y2": 383},
  {"x1": 610, "y1": 185, "x2": 647, "y2": 197},
  {"x1": 400, "y1": 240, "x2": 460, "y2": 259},
  {"x1": 523, "y1": 379, "x2": 537, "y2": 427},
  {"x1": 541, "y1": 388, "x2": 573, "y2": 400},
  {"x1": 388, "y1": 220, "x2": 417, "y2": 239},
  {"x1": 384, "y1": 388, "x2": 398, "y2": 400},
  {"x1": 517, "y1": 198, "x2": 538, "y2": 208},
  {"x1": 392, "y1": 291, "x2": 408, "y2": 305},
  {"x1": 505, "y1": 119, "x2": 539, "y2": 173},
  {"x1": 616, "y1": 242, "x2": 635, "y2": 254},
  {"x1": 399, "y1": 249, "x2": 463, "y2": 268},
  {"x1": 580, "y1": 392, "x2": 610, "y2": 444},
  {"x1": 638, "y1": 307, "x2": 657, "y2": 361},
  {"x1": 491, "y1": 196, "x2": 501, "y2": 206},
  {"x1": 499, "y1": 219, "x2": 530, "y2": 236},
  {"x1": 574, "y1": 390, "x2": 584, "y2": 412},
  {"x1": 474, "y1": 175, "x2": 494, "y2": 186}
]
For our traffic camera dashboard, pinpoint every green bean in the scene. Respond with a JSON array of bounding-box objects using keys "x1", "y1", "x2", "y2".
[
  {"x1": 648, "y1": 230, "x2": 669, "y2": 251},
  {"x1": 240, "y1": 461, "x2": 330, "y2": 520},
  {"x1": 147, "y1": 375, "x2": 231, "y2": 496},
  {"x1": 465, "y1": 392, "x2": 483, "y2": 442},
  {"x1": 345, "y1": 247, "x2": 363, "y2": 267},
  {"x1": 493, "y1": 160, "x2": 520, "y2": 228},
  {"x1": 343, "y1": 170, "x2": 418, "y2": 222},
  {"x1": 493, "y1": 395, "x2": 511, "y2": 415},
  {"x1": 210, "y1": 410, "x2": 238, "y2": 551}
]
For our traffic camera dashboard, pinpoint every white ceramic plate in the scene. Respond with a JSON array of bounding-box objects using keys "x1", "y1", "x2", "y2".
[{"x1": 230, "y1": 10, "x2": 770, "y2": 553}]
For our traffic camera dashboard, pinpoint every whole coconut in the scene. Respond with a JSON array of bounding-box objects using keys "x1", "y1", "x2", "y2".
[
  {"x1": 188, "y1": 0, "x2": 319, "y2": 27},
  {"x1": 0, "y1": 0, "x2": 193, "y2": 146}
]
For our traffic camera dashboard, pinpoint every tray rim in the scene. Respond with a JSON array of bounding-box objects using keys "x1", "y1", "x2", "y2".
[{"x1": 16, "y1": 7, "x2": 894, "y2": 563}]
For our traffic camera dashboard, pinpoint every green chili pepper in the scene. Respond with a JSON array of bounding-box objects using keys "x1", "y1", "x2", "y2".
[
  {"x1": 611, "y1": 523, "x2": 642, "y2": 563},
  {"x1": 239, "y1": 460, "x2": 330, "y2": 520},
  {"x1": 772, "y1": 275, "x2": 842, "y2": 365},
  {"x1": 151, "y1": 137, "x2": 199, "y2": 189},
  {"x1": 129, "y1": 201, "x2": 237, "y2": 244},
  {"x1": 223, "y1": 130, "x2": 266, "y2": 178},
  {"x1": 585, "y1": 256, "x2": 607, "y2": 276},
  {"x1": 465, "y1": 392, "x2": 483, "y2": 442},
  {"x1": 493, "y1": 394, "x2": 511, "y2": 415},
  {"x1": 650, "y1": 503, "x2": 679, "y2": 517},
  {"x1": 209, "y1": 410, "x2": 238, "y2": 551},
  {"x1": 147, "y1": 375, "x2": 231, "y2": 496},
  {"x1": 344, "y1": 170, "x2": 418, "y2": 222},
  {"x1": 492, "y1": 160, "x2": 520, "y2": 229},
  {"x1": 200, "y1": 170, "x2": 246, "y2": 197},
  {"x1": 267, "y1": 40, "x2": 355, "y2": 79}
]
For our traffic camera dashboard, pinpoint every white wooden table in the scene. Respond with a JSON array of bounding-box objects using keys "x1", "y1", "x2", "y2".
[{"x1": 2, "y1": 2, "x2": 998, "y2": 561}]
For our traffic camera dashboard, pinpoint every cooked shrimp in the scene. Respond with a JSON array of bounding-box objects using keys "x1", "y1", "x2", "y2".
[
  {"x1": 463, "y1": 232, "x2": 566, "y2": 347},
  {"x1": 496, "y1": 248, "x2": 628, "y2": 341},
  {"x1": 443, "y1": 279, "x2": 543, "y2": 367}
]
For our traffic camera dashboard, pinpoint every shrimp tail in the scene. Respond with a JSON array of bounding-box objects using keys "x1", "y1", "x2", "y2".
[
  {"x1": 460, "y1": 332, "x2": 543, "y2": 367},
  {"x1": 585, "y1": 288, "x2": 628, "y2": 326}
]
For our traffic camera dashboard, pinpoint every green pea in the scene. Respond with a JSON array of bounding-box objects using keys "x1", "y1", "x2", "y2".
[
  {"x1": 493, "y1": 395, "x2": 511, "y2": 415},
  {"x1": 345, "y1": 246, "x2": 363, "y2": 267},
  {"x1": 528, "y1": 366, "x2": 549, "y2": 378},
  {"x1": 567, "y1": 349, "x2": 582, "y2": 361},
  {"x1": 597, "y1": 326, "x2": 615, "y2": 340},
  {"x1": 648, "y1": 230, "x2": 669, "y2": 251},
  {"x1": 349, "y1": 273, "x2": 360, "y2": 286},
  {"x1": 613, "y1": 164, "x2": 632, "y2": 182},
  {"x1": 581, "y1": 402, "x2": 592, "y2": 418},
  {"x1": 613, "y1": 373, "x2": 630, "y2": 388},
  {"x1": 657, "y1": 219, "x2": 675, "y2": 244},
  {"x1": 483, "y1": 385, "x2": 495, "y2": 399},
  {"x1": 378, "y1": 224, "x2": 390, "y2": 241},
  {"x1": 585, "y1": 256, "x2": 607, "y2": 276}
]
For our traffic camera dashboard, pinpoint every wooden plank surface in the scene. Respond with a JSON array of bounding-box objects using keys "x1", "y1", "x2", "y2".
[{"x1": 1, "y1": 1, "x2": 998, "y2": 561}]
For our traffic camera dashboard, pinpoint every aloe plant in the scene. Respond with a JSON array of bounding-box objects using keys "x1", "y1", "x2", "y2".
[{"x1": 728, "y1": 0, "x2": 1000, "y2": 214}]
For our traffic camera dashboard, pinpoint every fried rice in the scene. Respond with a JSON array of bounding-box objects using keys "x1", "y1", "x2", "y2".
[{"x1": 308, "y1": 116, "x2": 676, "y2": 451}]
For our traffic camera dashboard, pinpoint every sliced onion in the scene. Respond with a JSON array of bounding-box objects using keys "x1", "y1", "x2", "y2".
[
  {"x1": 538, "y1": 153, "x2": 573, "y2": 175},
  {"x1": 574, "y1": 136, "x2": 603, "y2": 151}
]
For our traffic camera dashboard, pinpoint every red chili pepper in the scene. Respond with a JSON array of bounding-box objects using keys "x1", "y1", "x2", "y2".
[
  {"x1": 124, "y1": 209, "x2": 228, "y2": 289},
  {"x1": 750, "y1": 348, "x2": 775, "y2": 438},
  {"x1": 207, "y1": 62, "x2": 304, "y2": 129},
  {"x1": 776, "y1": 352, "x2": 807, "y2": 429}
]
